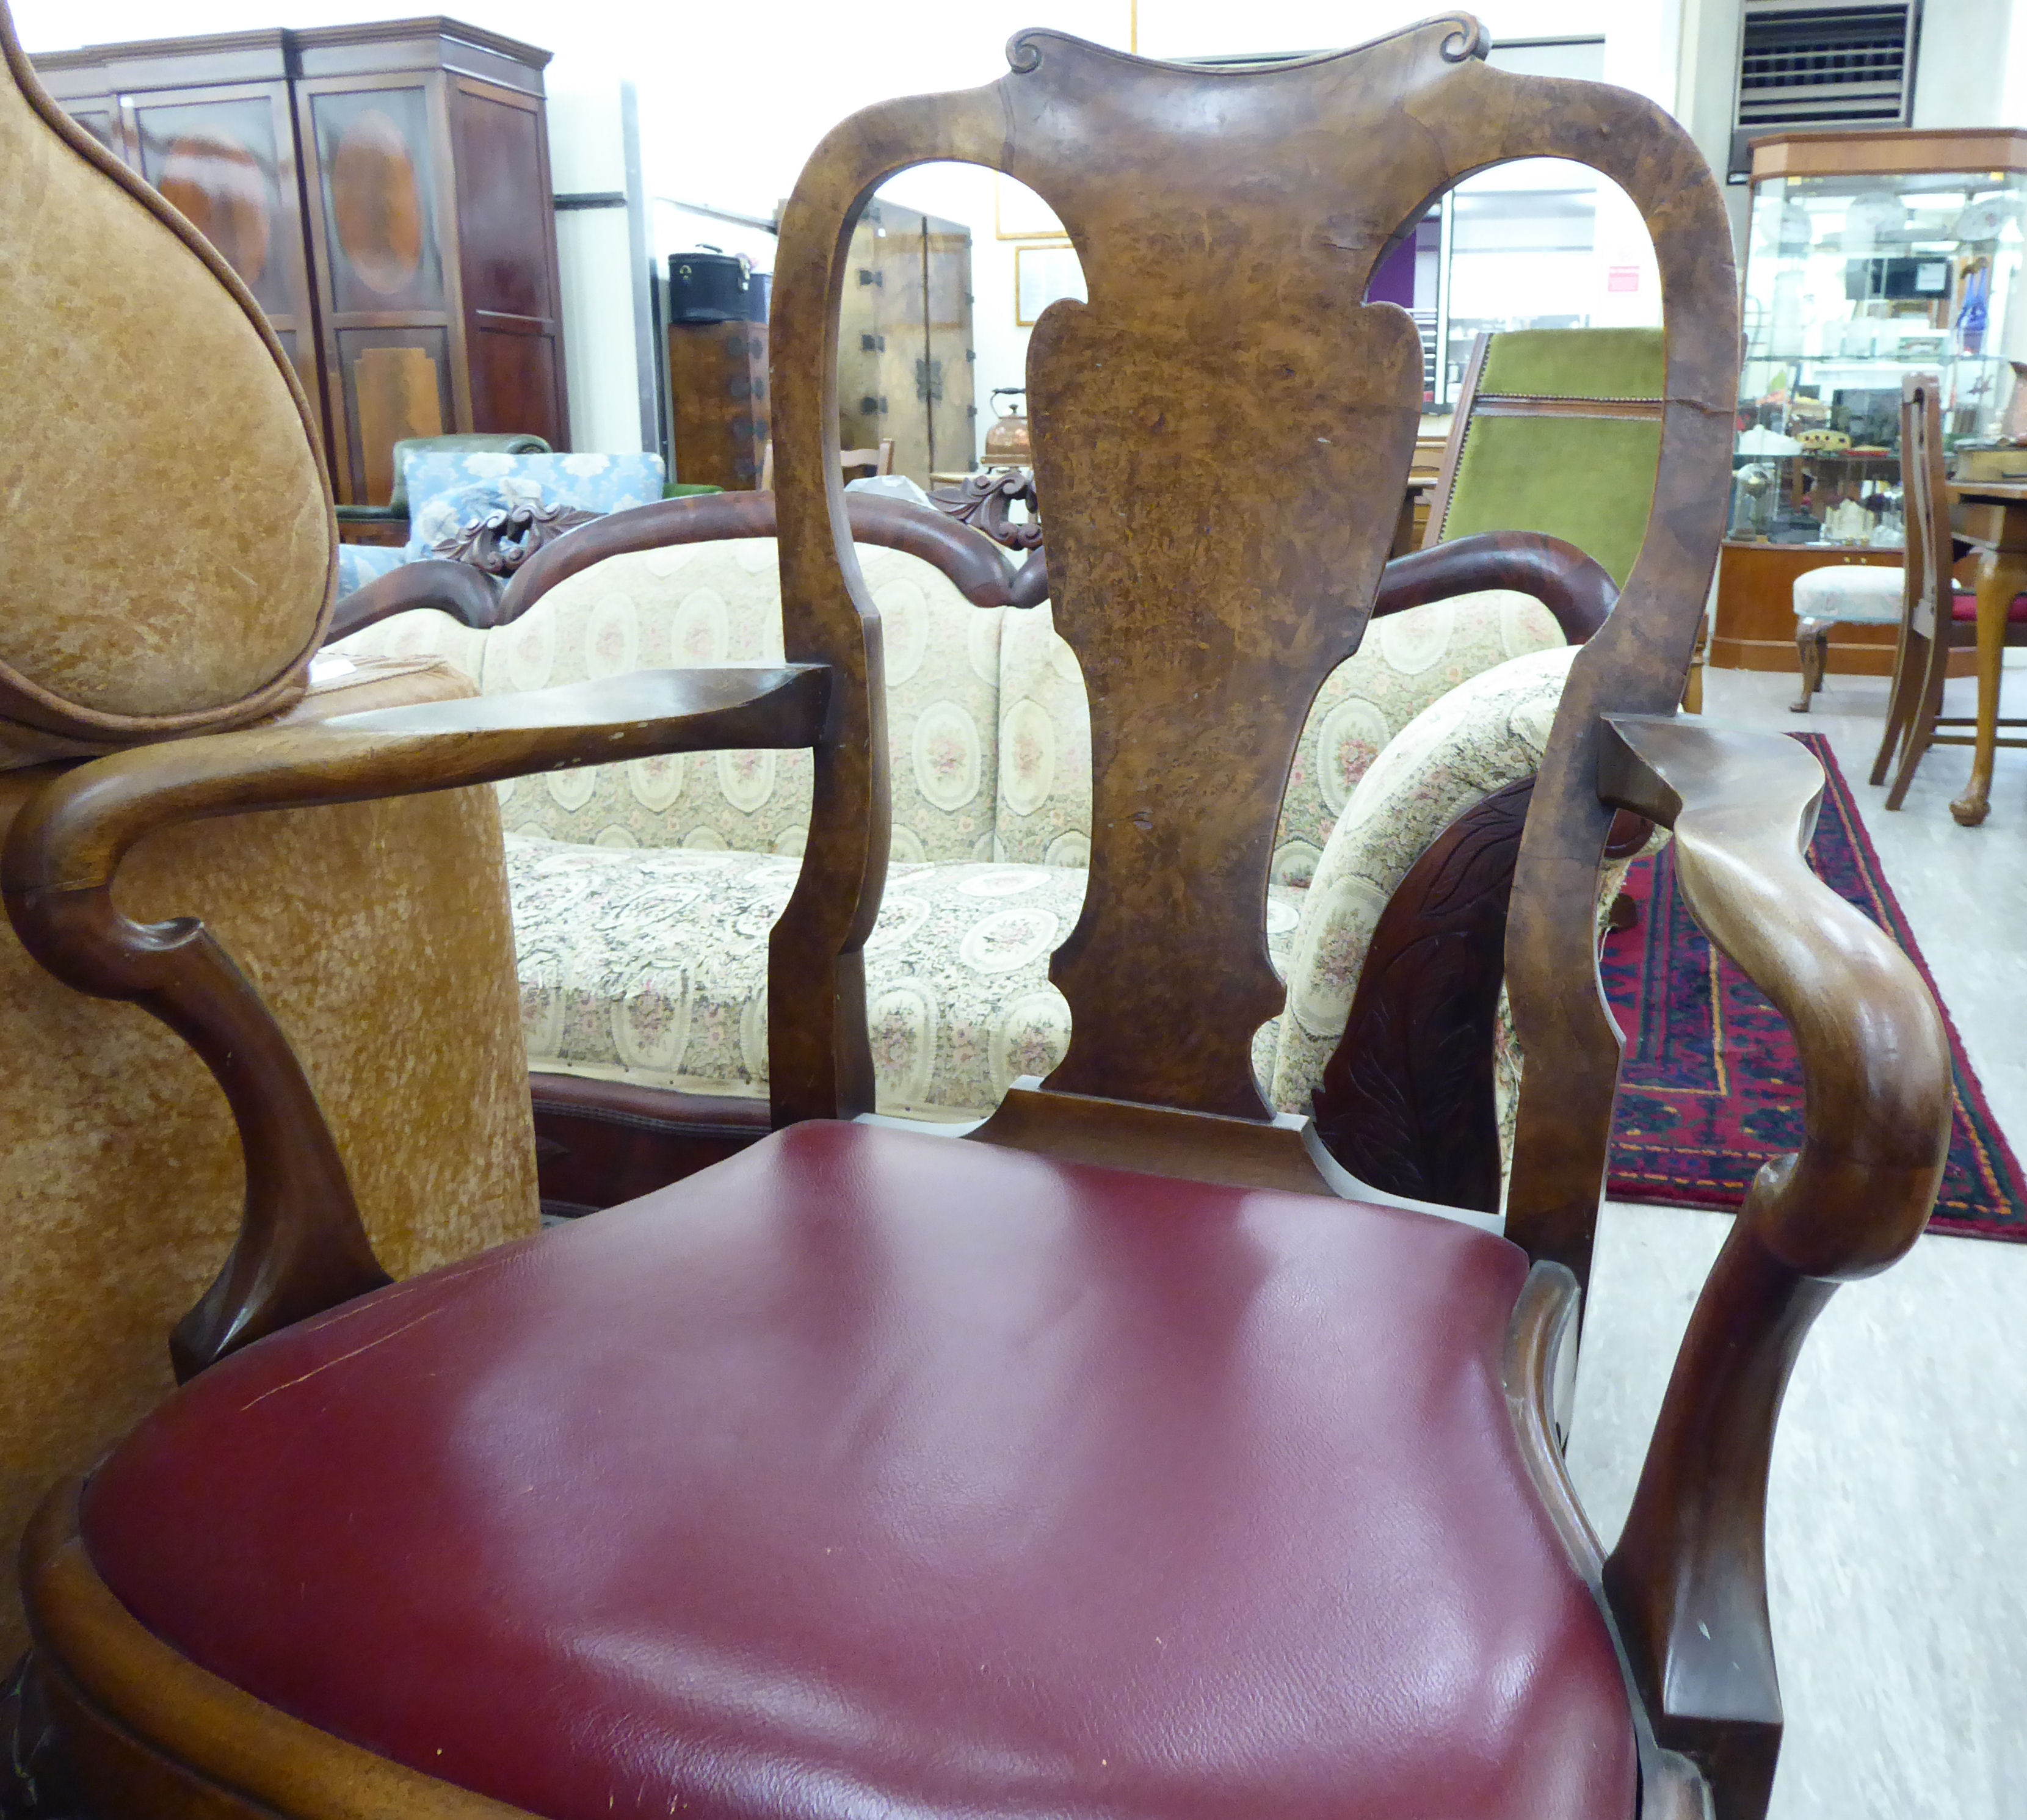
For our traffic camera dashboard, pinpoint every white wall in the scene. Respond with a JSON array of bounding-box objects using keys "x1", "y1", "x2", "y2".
[
  {"x1": 549, "y1": 79, "x2": 647, "y2": 454},
  {"x1": 18, "y1": 0, "x2": 1718, "y2": 463},
  {"x1": 1911, "y1": 0, "x2": 2019, "y2": 131}
]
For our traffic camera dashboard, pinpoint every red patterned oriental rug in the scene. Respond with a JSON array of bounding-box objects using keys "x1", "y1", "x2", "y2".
[{"x1": 1602, "y1": 732, "x2": 2027, "y2": 1240}]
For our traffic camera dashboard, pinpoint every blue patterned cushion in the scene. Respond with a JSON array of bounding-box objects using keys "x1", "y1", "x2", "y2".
[
  {"x1": 402, "y1": 452, "x2": 666, "y2": 562},
  {"x1": 336, "y1": 543, "x2": 407, "y2": 598}
]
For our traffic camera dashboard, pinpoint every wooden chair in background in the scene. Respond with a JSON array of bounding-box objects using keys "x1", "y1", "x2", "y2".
[
  {"x1": 1870, "y1": 372, "x2": 2027, "y2": 806},
  {"x1": 7, "y1": 19, "x2": 1950, "y2": 1820},
  {"x1": 758, "y1": 433, "x2": 893, "y2": 490}
]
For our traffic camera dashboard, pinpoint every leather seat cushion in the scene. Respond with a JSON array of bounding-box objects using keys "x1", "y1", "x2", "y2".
[
  {"x1": 83, "y1": 1121, "x2": 1636, "y2": 1820},
  {"x1": 1949, "y1": 587, "x2": 2027, "y2": 623}
]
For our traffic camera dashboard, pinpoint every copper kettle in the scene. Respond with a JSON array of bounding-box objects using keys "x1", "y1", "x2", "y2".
[{"x1": 984, "y1": 387, "x2": 1031, "y2": 465}]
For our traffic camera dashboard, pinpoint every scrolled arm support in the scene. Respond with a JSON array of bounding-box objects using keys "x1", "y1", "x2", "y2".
[
  {"x1": 1594, "y1": 713, "x2": 1951, "y2": 1810},
  {"x1": 1372, "y1": 531, "x2": 1617, "y2": 646},
  {"x1": 3, "y1": 666, "x2": 830, "y2": 1380}
]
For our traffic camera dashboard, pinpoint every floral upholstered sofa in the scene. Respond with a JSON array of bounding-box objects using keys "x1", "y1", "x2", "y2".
[{"x1": 332, "y1": 503, "x2": 1583, "y2": 1187}]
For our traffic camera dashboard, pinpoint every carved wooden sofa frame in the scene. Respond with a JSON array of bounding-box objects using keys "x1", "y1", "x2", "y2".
[{"x1": 5, "y1": 19, "x2": 1951, "y2": 1820}]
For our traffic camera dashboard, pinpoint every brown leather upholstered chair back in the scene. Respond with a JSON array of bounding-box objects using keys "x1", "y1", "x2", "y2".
[
  {"x1": 765, "y1": 18, "x2": 1741, "y2": 1283},
  {"x1": 0, "y1": 8, "x2": 536, "y2": 1673},
  {"x1": 0, "y1": 13, "x2": 333, "y2": 768}
]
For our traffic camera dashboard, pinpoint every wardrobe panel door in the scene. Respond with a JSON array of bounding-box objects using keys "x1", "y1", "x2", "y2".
[
  {"x1": 311, "y1": 85, "x2": 446, "y2": 315},
  {"x1": 338, "y1": 327, "x2": 453, "y2": 504},
  {"x1": 452, "y1": 87, "x2": 551, "y2": 320},
  {"x1": 923, "y1": 212, "x2": 975, "y2": 476},
  {"x1": 472, "y1": 321, "x2": 563, "y2": 449},
  {"x1": 134, "y1": 96, "x2": 287, "y2": 311},
  {"x1": 128, "y1": 84, "x2": 325, "y2": 454}
]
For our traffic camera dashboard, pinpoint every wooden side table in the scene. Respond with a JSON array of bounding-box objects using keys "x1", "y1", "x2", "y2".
[{"x1": 1946, "y1": 479, "x2": 2027, "y2": 825}]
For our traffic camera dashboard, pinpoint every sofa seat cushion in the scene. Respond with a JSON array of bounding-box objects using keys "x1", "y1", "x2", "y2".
[
  {"x1": 82, "y1": 1121, "x2": 1636, "y2": 1820},
  {"x1": 508, "y1": 839, "x2": 1304, "y2": 1117}
]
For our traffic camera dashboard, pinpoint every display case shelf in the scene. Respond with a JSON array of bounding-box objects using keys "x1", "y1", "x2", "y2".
[{"x1": 1713, "y1": 129, "x2": 2027, "y2": 675}]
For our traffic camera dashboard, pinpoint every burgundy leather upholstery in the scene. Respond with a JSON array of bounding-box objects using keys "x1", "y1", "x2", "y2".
[
  {"x1": 84, "y1": 1122, "x2": 1635, "y2": 1820},
  {"x1": 1950, "y1": 587, "x2": 2027, "y2": 623}
]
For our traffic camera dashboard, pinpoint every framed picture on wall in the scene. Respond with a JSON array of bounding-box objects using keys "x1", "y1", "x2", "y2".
[
  {"x1": 995, "y1": 172, "x2": 1067, "y2": 240},
  {"x1": 1015, "y1": 242, "x2": 1086, "y2": 325}
]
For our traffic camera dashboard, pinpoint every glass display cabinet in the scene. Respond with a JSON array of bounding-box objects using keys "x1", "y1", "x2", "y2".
[{"x1": 1710, "y1": 127, "x2": 2027, "y2": 676}]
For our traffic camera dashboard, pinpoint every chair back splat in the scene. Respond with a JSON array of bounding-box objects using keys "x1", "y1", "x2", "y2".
[
  {"x1": 1904, "y1": 374, "x2": 1951, "y2": 640},
  {"x1": 767, "y1": 15, "x2": 1739, "y2": 1281}
]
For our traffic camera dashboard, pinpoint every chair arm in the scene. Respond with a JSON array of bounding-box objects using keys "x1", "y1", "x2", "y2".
[
  {"x1": 2, "y1": 666, "x2": 829, "y2": 1381},
  {"x1": 1374, "y1": 531, "x2": 1617, "y2": 645},
  {"x1": 325, "y1": 559, "x2": 509, "y2": 644},
  {"x1": 1594, "y1": 713, "x2": 1951, "y2": 1804}
]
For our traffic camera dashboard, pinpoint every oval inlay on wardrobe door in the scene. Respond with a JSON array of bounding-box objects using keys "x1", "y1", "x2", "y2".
[
  {"x1": 330, "y1": 109, "x2": 424, "y2": 297},
  {"x1": 157, "y1": 133, "x2": 272, "y2": 289}
]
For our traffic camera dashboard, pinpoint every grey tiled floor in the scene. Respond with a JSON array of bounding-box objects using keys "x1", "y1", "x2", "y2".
[{"x1": 1567, "y1": 663, "x2": 2027, "y2": 1820}]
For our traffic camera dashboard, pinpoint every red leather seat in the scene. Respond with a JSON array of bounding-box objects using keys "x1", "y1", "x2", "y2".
[
  {"x1": 1950, "y1": 587, "x2": 2027, "y2": 623},
  {"x1": 83, "y1": 1122, "x2": 1635, "y2": 1820}
]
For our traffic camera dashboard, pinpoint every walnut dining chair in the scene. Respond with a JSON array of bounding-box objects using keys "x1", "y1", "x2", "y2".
[
  {"x1": 6, "y1": 20, "x2": 1949, "y2": 1820},
  {"x1": 1869, "y1": 372, "x2": 2027, "y2": 805}
]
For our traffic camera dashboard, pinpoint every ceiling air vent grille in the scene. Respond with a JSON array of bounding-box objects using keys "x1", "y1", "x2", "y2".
[{"x1": 1730, "y1": 1, "x2": 1920, "y2": 179}]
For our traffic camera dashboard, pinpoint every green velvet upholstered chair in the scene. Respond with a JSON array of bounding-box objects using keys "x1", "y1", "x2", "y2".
[{"x1": 1424, "y1": 327, "x2": 1664, "y2": 587}]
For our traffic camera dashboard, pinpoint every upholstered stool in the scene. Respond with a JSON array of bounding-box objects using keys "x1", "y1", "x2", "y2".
[
  {"x1": 1793, "y1": 561, "x2": 2027, "y2": 718},
  {"x1": 1791, "y1": 562, "x2": 1902, "y2": 712}
]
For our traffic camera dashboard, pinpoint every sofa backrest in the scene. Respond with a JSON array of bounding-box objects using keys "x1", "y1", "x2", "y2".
[
  {"x1": 993, "y1": 590, "x2": 1567, "y2": 885},
  {"x1": 339, "y1": 548, "x2": 1567, "y2": 879},
  {"x1": 335, "y1": 538, "x2": 1004, "y2": 865}
]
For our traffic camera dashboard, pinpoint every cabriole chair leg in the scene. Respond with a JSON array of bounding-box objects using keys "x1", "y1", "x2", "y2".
[{"x1": 1791, "y1": 618, "x2": 1831, "y2": 713}]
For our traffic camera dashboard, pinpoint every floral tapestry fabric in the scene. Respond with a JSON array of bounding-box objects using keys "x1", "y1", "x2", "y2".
[
  {"x1": 344, "y1": 531, "x2": 1594, "y2": 1140},
  {"x1": 1266, "y1": 644, "x2": 1579, "y2": 1119},
  {"x1": 335, "y1": 538, "x2": 1007, "y2": 865},
  {"x1": 1270, "y1": 592, "x2": 1564, "y2": 886},
  {"x1": 990, "y1": 593, "x2": 1563, "y2": 882},
  {"x1": 992, "y1": 601, "x2": 1092, "y2": 867},
  {"x1": 333, "y1": 603, "x2": 490, "y2": 682},
  {"x1": 399, "y1": 451, "x2": 665, "y2": 563},
  {"x1": 510, "y1": 839, "x2": 1304, "y2": 1118}
]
